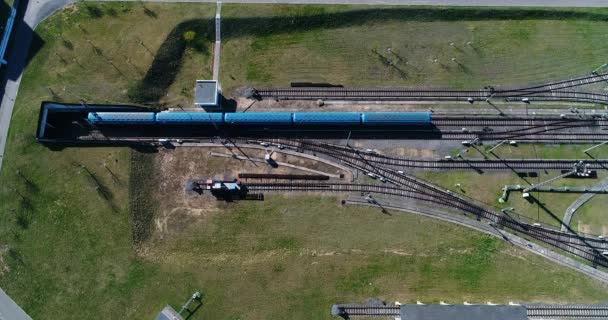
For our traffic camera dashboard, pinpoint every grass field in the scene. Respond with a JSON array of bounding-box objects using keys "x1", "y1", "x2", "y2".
[
  {"x1": 0, "y1": 2, "x2": 216, "y2": 319},
  {"x1": 571, "y1": 196, "x2": 607, "y2": 235},
  {"x1": 26, "y1": 2, "x2": 214, "y2": 106},
  {"x1": 425, "y1": 143, "x2": 608, "y2": 230},
  {"x1": 142, "y1": 195, "x2": 608, "y2": 319},
  {"x1": 220, "y1": 4, "x2": 608, "y2": 93},
  {"x1": 0, "y1": 2, "x2": 608, "y2": 319},
  {"x1": 412, "y1": 170, "x2": 607, "y2": 227}
]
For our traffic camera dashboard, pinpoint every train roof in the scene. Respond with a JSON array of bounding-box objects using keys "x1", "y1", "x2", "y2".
[
  {"x1": 87, "y1": 112, "x2": 156, "y2": 123},
  {"x1": 224, "y1": 112, "x2": 293, "y2": 123},
  {"x1": 194, "y1": 80, "x2": 218, "y2": 106},
  {"x1": 156, "y1": 112, "x2": 223, "y2": 122},
  {"x1": 293, "y1": 112, "x2": 361, "y2": 124}
]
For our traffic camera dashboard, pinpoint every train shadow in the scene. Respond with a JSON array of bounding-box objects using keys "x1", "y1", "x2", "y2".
[
  {"x1": 41, "y1": 123, "x2": 445, "y2": 147},
  {"x1": 37, "y1": 102, "x2": 446, "y2": 147}
]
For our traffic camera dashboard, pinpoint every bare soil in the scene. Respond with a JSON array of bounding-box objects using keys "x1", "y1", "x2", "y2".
[
  {"x1": 151, "y1": 146, "x2": 350, "y2": 239},
  {"x1": 234, "y1": 96, "x2": 444, "y2": 112},
  {"x1": 0, "y1": 245, "x2": 8, "y2": 276}
]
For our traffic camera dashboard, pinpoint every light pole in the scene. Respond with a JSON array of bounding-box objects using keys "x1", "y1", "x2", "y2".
[
  {"x1": 487, "y1": 140, "x2": 507, "y2": 154},
  {"x1": 583, "y1": 141, "x2": 608, "y2": 155}
]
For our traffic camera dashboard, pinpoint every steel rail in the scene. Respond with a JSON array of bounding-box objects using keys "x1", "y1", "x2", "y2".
[
  {"x1": 332, "y1": 304, "x2": 608, "y2": 318},
  {"x1": 255, "y1": 72, "x2": 608, "y2": 103},
  {"x1": 239, "y1": 138, "x2": 608, "y2": 257}
]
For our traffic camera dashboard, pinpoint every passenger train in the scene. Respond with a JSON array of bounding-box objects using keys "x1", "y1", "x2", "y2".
[{"x1": 87, "y1": 111, "x2": 432, "y2": 126}]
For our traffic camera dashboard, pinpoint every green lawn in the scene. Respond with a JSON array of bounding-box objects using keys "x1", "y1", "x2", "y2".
[
  {"x1": 571, "y1": 196, "x2": 608, "y2": 235},
  {"x1": 144, "y1": 195, "x2": 608, "y2": 319},
  {"x1": 431, "y1": 143, "x2": 608, "y2": 230},
  {"x1": 414, "y1": 168, "x2": 607, "y2": 229},
  {"x1": 1, "y1": 3, "x2": 608, "y2": 320},
  {"x1": 0, "y1": 2, "x2": 215, "y2": 319},
  {"x1": 220, "y1": 5, "x2": 608, "y2": 93}
]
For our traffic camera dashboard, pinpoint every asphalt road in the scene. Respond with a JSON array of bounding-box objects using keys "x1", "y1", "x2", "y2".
[
  {"x1": 561, "y1": 176, "x2": 608, "y2": 232},
  {"x1": 0, "y1": 287, "x2": 31, "y2": 320},
  {"x1": 0, "y1": 0, "x2": 74, "y2": 173}
]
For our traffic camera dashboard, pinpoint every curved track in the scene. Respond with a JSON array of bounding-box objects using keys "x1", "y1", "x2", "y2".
[
  {"x1": 238, "y1": 138, "x2": 608, "y2": 267},
  {"x1": 243, "y1": 138, "x2": 608, "y2": 171}
]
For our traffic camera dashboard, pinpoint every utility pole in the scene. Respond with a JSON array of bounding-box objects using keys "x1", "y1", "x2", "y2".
[
  {"x1": 583, "y1": 141, "x2": 608, "y2": 155},
  {"x1": 487, "y1": 140, "x2": 507, "y2": 154}
]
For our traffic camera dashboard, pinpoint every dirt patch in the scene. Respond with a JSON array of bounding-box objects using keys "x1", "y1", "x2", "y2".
[
  {"x1": 0, "y1": 246, "x2": 9, "y2": 276},
  {"x1": 152, "y1": 148, "x2": 221, "y2": 239},
  {"x1": 501, "y1": 246, "x2": 530, "y2": 262},
  {"x1": 383, "y1": 249, "x2": 412, "y2": 256},
  {"x1": 577, "y1": 222, "x2": 591, "y2": 234},
  {"x1": 150, "y1": 146, "x2": 349, "y2": 240},
  {"x1": 234, "y1": 96, "x2": 446, "y2": 113}
]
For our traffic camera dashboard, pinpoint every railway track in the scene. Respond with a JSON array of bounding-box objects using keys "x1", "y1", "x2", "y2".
[
  {"x1": 247, "y1": 180, "x2": 608, "y2": 251},
  {"x1": 526, "y1": 305, "x2": 608, "y2": 318},
  {"x1": 431, "y1": 116, "x2": 608, "y2": 141},
  {"x1": 498, "y1": 72, "x2": 608, "y2": 93},
  {"x1": 243, "y1": 137, "x2": 608, "y2": 171},
  {"x1": 254, "y1": 72, "x2": 608, "y2": 104},
  {"x1": 239, "y1": 138, "x2": 608, "y2": 266},
  {"x1": 431, "y1": 116, "x2": 608, "y2": 126},
  {"x1": 255, "y1": 88, "x2": 608, "y2": 104},
  {"x1": 332, "y1": 304, "x2": 400, "y2": 318},
  {"x1": 331, "y1": 304, "x2": 608, "y2": 318}
]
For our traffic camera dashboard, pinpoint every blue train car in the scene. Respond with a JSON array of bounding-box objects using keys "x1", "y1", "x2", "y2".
[
  {"x1": 224, "y1": 112, "x2": 293, "y2": 125},
  {"x1": 156, "y1": 112, "x2": 224, "y2": 124},
  {"x1": 361, "y1": 112, "x2": 431, "y2": 125},
  {"x1": 87, "y1": 112, "x2": 156, "y2": 124},
  {"x1": 292, "y1": 112, "x2": 361, "y2": 125}
]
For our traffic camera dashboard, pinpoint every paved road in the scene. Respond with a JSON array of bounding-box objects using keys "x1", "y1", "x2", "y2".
[
  {"x1": 212, "y1": 1, "x2": 221, "y2": 81},
  {"x1": 0, "y1": 0, "x2": 74, "y2": 173},
  {"x1": 0, "y1": 1, "x2": 73, "y2": 313},
  {"x1": 561, "y1": 176, "x2": 608, "y2": 232},
  {"x1": 0, "y1": 287, "x2": 31, "y2": 320}
]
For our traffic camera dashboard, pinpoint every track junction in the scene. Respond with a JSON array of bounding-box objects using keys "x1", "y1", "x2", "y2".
[{"x1": 229, "y1": 138, "x2": 608, "y2": 272}]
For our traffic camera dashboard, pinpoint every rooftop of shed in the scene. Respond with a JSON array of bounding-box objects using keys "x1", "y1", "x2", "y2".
[{"x1": 194, "y1": 80, "x2": 218, "y2": 106}]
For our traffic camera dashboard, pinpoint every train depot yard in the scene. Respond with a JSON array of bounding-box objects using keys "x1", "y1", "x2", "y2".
[{"x1": 2, "y1": 2, "x2": 608, "y2": 319}]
